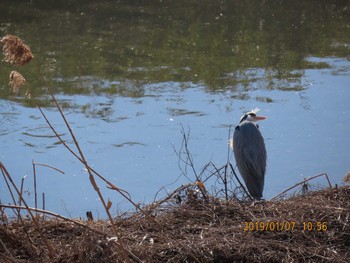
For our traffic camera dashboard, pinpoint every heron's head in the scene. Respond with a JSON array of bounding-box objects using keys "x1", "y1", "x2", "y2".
[{"x1": 239, "y1": 108, "x2": 266, "y2": 123}]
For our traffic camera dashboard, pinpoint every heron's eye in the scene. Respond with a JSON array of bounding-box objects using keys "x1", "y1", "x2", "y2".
[{"x1": 239, "y1": 114, "x2": 249, "y2": 123}]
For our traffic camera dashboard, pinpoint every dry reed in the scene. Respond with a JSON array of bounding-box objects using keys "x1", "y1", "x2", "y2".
[
  {"x1": 8, "y1": 70, "x2": 26, "y2": 94},
  {"x1": 1, "y1": 34, "x2": 33, "y2": 65}
]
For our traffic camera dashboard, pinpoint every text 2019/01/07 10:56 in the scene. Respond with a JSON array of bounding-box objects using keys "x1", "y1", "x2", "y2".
[{"x1": 243, "y1": 221, "x2": 328, "y2": 231}]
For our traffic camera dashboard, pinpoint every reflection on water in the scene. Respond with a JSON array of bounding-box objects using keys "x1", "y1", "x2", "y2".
[
  {"x1": 1, "y1": 0, "x2": 349, "y2": 96},
  {"x1": 0, "y1": 1, "x2": 350, "y2": 217},
  {"x1": 113, "y1": 142, "x2": 147, "y2": 148}
]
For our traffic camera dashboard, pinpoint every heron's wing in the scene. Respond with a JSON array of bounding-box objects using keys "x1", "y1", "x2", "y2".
[{"x1": 233, "y1": 122, "x2": 266, "y2": 199}]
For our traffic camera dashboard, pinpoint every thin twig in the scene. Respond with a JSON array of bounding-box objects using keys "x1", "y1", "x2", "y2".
[
  {"x1": 19, "y1": 176, "x2": 25, "y2": 207},
  {"x1": 31, "y1": 160, "x2": 65, "y2": 218},
  {"x1": 47, "y1": 93, "x2": 133, "y2": 262},
  {"x1": 146, "y1": 183, "x2": 194, "y2": 211},
  {"x1": 0, "y1": 204, "x2": 105, "y2": 235},
  {"x1": 32, "y1": 160, "x2": 37, "y2": 212},
  {"x1": 0, "y1": 162, "x2": 55, "y2": 258},
  {"x1": 181, "y1": 125, "x2": 199, "y2": 180},
  {"x1": 32, "y1": 162, "x2": 65, "y2": 174},
  {"x1": 1, "y1": 164, "x2": 20, "y2": 220},
  {"x1": 270, "y1": 173, "x2": 332, "y2": 201},
  {"x1": 229, "y1": 162, "x2": 252, "y2": 200},
  {"x1": 201, "y1": 163, "x2": 226, "y2": 184}
]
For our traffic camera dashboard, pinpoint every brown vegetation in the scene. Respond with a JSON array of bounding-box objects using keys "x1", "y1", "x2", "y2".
[
  {"x1": 1, "y1": 35, "x2": 33, "y2": 66},
  {"x1": 1, "y1": 186, "x2": 349, "y2": 262},
  {"x1": 8, "y1": 71, "x2": 26, "y2": 95}
]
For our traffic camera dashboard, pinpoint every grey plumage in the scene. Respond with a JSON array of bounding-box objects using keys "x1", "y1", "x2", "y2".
[{"x1": 233, "y1": 109, "x2": 267, "y2": 200}]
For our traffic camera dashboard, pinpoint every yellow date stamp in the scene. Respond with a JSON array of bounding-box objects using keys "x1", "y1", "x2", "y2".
[{"x1": 243, "y1": 221, "x2": 328, "y2": 231}]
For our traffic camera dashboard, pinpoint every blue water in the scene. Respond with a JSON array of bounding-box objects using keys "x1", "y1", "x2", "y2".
[{"x1": 1, "y1": 56, "x2": 349, "y2": 218}]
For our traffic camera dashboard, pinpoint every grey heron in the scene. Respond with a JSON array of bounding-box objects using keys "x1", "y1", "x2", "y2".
[{"x1": 233, "y1": 108, "x2": 267, "y2": 200}]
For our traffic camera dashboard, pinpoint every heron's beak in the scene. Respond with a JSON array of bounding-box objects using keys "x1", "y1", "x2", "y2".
[{"x1": 255, "y1": 116, "x2": 267, "y2": 121}]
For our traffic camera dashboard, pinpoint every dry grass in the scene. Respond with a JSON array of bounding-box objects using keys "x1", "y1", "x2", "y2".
[{"x1": 1, "y1": 186, "x2": 349, "y2": 262}]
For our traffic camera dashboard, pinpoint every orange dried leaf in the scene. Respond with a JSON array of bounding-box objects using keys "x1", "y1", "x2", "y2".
[
  {"x1": 197, "y1": 180, "x2": 207, "y2": 193},
  {"x1": 107, "y1": 200, "x2": 112, "y2": 210}
]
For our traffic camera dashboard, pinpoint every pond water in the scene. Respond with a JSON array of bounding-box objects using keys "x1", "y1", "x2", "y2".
[{"x1": 1, "y1": 0, "x2": 350, "y2": 218}]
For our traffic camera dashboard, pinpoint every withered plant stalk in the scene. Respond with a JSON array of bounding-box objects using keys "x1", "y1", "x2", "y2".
[
  {"x1": 0, "y1": 204, "x2": 107, "y2": 236},
  {"x1": 1, "y1": 164, "x2": 20, "y2": 219},
  {"x1": 31, "y1": 161, "x2": 65, "y2": 214},
  {"x1": 32, "y1": 160, "x2": 37, "y2": 212},
  {"x1": 35, "y1": 94, "x2": 136, "y2": 262},
  {"x1": 271, "y1": 173, "x2": 332, "y2": 200},
  {"x1": 0, "y1": 162, "x2": 55, "y2": 259}
]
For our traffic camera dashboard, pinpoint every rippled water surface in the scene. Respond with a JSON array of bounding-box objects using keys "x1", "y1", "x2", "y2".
[{"x1": 1, "y1": 0, "x2": 350, "y2": 218}]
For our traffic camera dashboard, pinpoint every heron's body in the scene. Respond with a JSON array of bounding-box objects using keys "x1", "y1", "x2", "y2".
[{"x1": 233, "y1": 109, "x2": 267, "y2": 200}]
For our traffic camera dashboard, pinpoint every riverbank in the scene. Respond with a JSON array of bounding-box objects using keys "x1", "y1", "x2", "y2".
[{"x1": 1, "y1": 186, "x2": 349, "y2": 262}]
